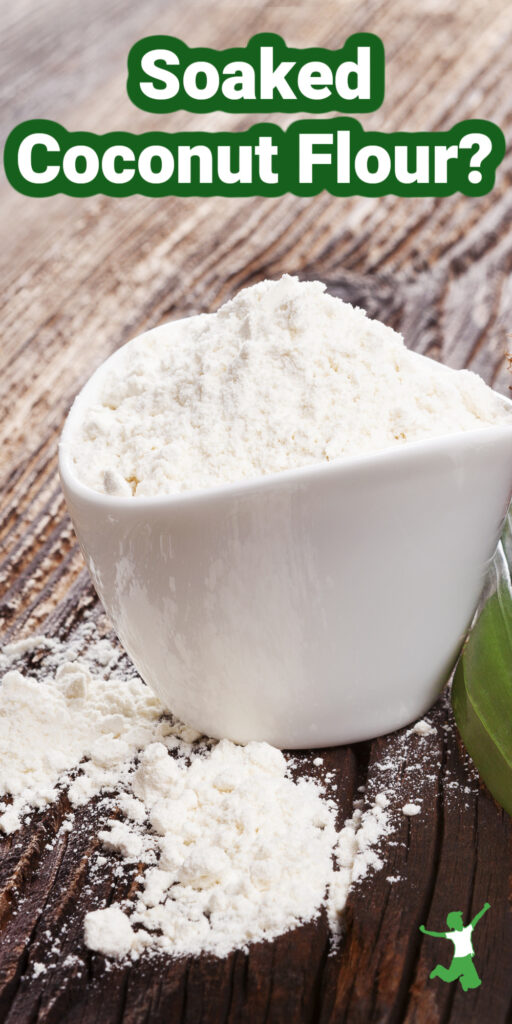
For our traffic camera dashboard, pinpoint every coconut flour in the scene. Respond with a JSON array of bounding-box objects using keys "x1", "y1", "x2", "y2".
[
  {"x1": 68, "y1": 275, "x2": 512, "y2": 497},
  {"x1": 0, "y1": 627, "x2": 406, "y2": 962}
]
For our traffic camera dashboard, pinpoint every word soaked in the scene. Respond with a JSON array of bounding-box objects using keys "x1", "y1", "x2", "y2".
[{"x1": 126, "y1": 33, "x2": 384, "y2": 112}]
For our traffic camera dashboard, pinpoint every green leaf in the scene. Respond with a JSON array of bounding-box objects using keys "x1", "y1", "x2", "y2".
[{"x1": 452, "y1": 506, "x2": 512, "y2": 816}]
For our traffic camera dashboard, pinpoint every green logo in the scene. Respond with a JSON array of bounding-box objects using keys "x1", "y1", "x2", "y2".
[{"x1": 419, "y1": 902, "x2": 490, "y2": 991}]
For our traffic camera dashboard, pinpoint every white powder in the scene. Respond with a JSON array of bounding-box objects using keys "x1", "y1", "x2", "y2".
[
  {"x1": 411, "y1": 719, "x2": 436, "y2": 737},
  {"x1": 0, "y1": 659, "x2": 161, "y2": 834},
  {"x1": 68, "y1": 275, "x2": 511, "y2": 497},
  {"x1": 85, "y1": 906, "x2": 137, "y2": 960},
  {"x1": 0, "y1": 630, "x2": 394, "y2": 960},
  {"x1": 402, "y1": 803, "x2": 422, "y2": 816},
  {"x1": 87, "y1": 738, "x2": 341, "y2": 959},
  {"x1": 327, "y1": 791, "x2": 391, "y2": 934},
  {"x1": 2, "y1": 635, "x2": 57, "y2": 659}
]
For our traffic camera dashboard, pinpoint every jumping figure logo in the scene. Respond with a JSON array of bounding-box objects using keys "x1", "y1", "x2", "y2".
[{"x1": 419, "y1": 902, "x2": 490, "y2": 991}]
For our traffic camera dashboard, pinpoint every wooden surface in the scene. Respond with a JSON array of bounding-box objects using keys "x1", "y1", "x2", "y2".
[{"x1": 1, "y1": 1, "x2": 512, "y2": 1021}]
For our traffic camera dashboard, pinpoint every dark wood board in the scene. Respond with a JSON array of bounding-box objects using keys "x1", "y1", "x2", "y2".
[{"x1": 1, "y1": 1, "x2": 512, "y2": 1021}]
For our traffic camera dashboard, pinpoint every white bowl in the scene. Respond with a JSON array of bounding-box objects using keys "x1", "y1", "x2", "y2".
[{"x1": 59, "y1": 320, "x2": 512, "y2": 748}]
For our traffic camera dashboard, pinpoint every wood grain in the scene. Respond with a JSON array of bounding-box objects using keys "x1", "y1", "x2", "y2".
[{"x1": 1, "y1": 0, "x2": 512, "y2": 1021}]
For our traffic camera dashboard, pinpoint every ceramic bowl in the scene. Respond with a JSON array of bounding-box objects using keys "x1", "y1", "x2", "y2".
[{"x1": 59, "y1": 319, "x2": 512, "y2": 747}]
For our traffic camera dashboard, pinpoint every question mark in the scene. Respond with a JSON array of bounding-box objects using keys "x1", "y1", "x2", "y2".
[{"x1": 459, "y1": 133, "x2": 493, "y2": 185}]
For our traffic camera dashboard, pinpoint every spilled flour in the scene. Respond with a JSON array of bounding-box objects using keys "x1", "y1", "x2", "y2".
[{"x1": 0, "y1": 622, "x2": 436, "y2": 962}]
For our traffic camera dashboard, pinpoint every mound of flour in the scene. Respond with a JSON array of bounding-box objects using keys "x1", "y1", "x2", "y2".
[
  {"x1": 67, "y1": 275, "x2": 511, "y2": 496},
  {"x1": 0, "y1": 631, "x2": 395, "y2": 961}
]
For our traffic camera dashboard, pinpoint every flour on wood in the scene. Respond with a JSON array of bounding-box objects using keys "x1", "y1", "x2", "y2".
[{"x1": 0, "y1": 629, "x2": 399, "y2": 960}]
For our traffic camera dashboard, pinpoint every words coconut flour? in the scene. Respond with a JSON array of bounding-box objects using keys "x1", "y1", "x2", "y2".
[{"x1": 68, "y1": 275, "x2": 512, "y2": 498}]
